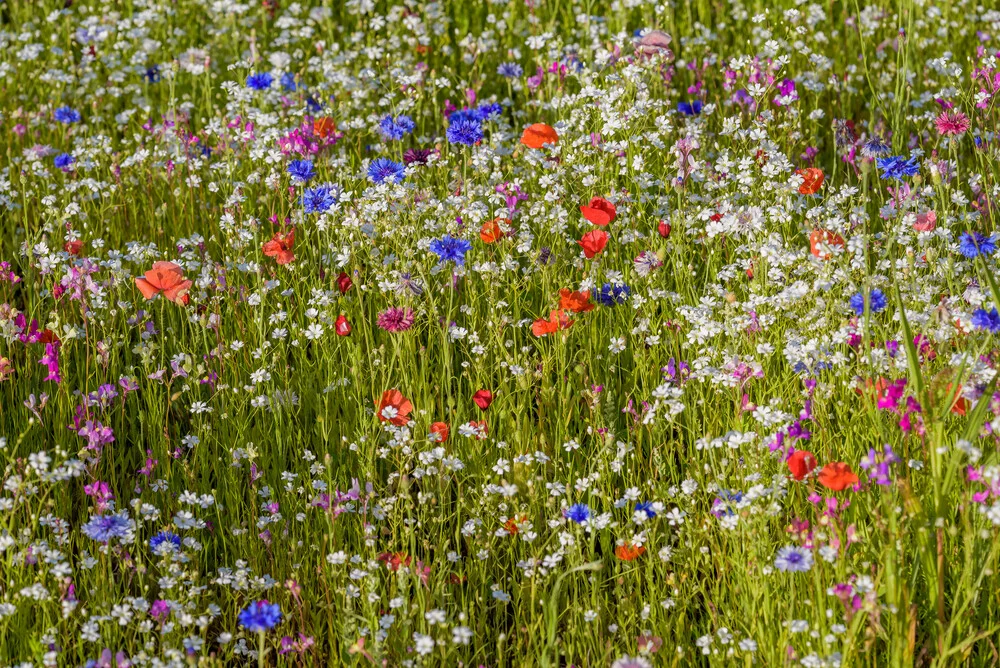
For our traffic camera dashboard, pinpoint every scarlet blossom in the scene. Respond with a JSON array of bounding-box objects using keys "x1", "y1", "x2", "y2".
[
  {"x1": 472, "y1": 389, "x2": 494, "y2": 410},
  {"x1": 818, "y1": 462, "x2": 858, "y2": 491},
  {"x1": 946, "y1": 383, "x2": 969, "y2": 416},
  {"x1": 376, "y1": 389, "x2": 412, "y2": 426},
  {"x1": 64, "y1": 240, "x2": 83, "y2": 255},
  {"x1": 532, "y1": 309, "x2": 573, "y2": 337},
  {"x1": 520, "y1": 123, "x2": 558, "y2": 149},
  {"x1": 580, "y1": 197, "x2": 616, "y2": 226},
  {"x1": 313, "y1": 117, "x2": 336, "y2": 139},
  {"x1": 480, "y1": 218, "x2": 506, "y2": 243},
  {"x1": 578, "y1": 229, "x2": 609, "y2": 259},
  {"x1": 657, "y1": 220, "x2": 671, "y2": 238},
  {"x1": 429, "y1": 422, "x2": 449, "y2": 443},
  {"x1": 559, "y1": 288, "x2": 594, "y2": 313},
  {"x1": 615, "y1": 543, "x2": 646, "y2": 561},
  {"x1": 377, "y1": 552, "x2": 411, "y2": 571},
  {"x1": 336, "y1": 271, "x2": 352, "y2": 294},
  {"x1": 503, "y1": 515, "x2": 526, "y2": 535},
  {"x1": 335, "y1": 314, "x2": 351, "y2": 336},
  {"x1": 912, "y1": 210, "x2": 936, "y2": 232},
  {"x1": 796, "y1": 168, "x2": 824, "y2": 195},
  {"x1": 262, "y1": 229, "x2": 295, "y2": 265},
  {"x1": 809, "y1": 229, "x2": 844, "y2": 260},
  {"x1": 135, "y1": 261, "x2": 193, "y2": 304},
  {"x1": 787, "y1": 450, "x2": 818, "y2": 481}
]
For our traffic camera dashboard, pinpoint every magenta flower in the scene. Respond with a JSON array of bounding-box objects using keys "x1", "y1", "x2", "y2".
[{"x1": 377, "y1": 307, "x2": 415, "y2": 333}]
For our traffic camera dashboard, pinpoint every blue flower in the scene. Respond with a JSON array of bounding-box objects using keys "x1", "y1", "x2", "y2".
[
  {"x1": 367, "y1": 157, "x2": 406, "y2": 184},
  {"x1": 875, "y1": 155, "x2": 920, "y2": 180},
  {"x1": 958, "y1": 231, "x2": 997, "y2": 258},
  {"x1": 774, "y1": 546, "x2": 813, "y2": 572},
  {"x1": 54, "y1": 153, "x2": 75, "y2": 169},
  {"x1": 971, "y1": 308, "x2": 1000, "y2": 333},
  {"x1": 860, "y1": 135, "x2": 890, "y2": 158},
  {"x1": 497, "y1": 62, "x2": 523, "y2": 78},
  {"x1": 246, "y1": 72, "x2": 273, "y2": 91},
  {"x1": 280, "y1": 72, "x2": 297, "y2": 91},
  {"x1": 81, "y1": 512, "x2": 132, "y2": 543},
  {"x1": 564, "y1": 503, "x2": 591, "y2": 524},
  {"x1": 476, "y1": 102, "x2": 503, "y2": 121},
  {"x1": 238, "y1": 601, "x2": 282, "y2": 632},
  {"x1": 150, "y1": 530, "x2": 182, "y2": 554},
  {"x1": 301, "y1": 184, "x2": 338, "y2": 213},
  {"x1": 429, "y1": 234, "x2": 472, "y2": 266},
  {"x1": 378, "y1": 115, "x2": 415, "y2": 141},
  {"x1": 287, "y1": 160, "x2": 315, "y2": 183},
  {"x1": 145, "y1": 65, "x2": 161, "y2": 83},
  {"x1": 54, "y1": 106, "x2": 81, "y2": 124},
  {"x1": 849, "y1": 288, "x2": 887, "y2": 316},
  {"x1": 446, "y1": 117, "x2": 483, "y2": 146},
  {"x1": 634, "y1": 501, "x2": 656, "y2": 519},
  {"x1": 595, "y1": 283, "x2": 631, "y2": 306},
  {"x1": 677, "y1": 100, "x2": 702, "y2": 116}
]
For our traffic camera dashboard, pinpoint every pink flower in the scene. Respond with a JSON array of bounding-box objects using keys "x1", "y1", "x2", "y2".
[
  {"x1": 934, "y1": 111, "x2": 970, "y2": 136},
  {"x1": 377, "y1": 307, "x2": 415, "y2": 333}
]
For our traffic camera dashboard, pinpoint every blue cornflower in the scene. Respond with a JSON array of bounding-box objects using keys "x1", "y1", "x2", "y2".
[
  {"x1": 149, "y1": 530, "x2": 182, "y2": 554},
  {"x1": 860, "y1": 135, "x2": 891, "y2": 158},
  {"x1": 54, "y1": 106, "x2": 81, "y2": 124},
  {"x1": 849, "y1": 288, "x2": 888, "y2": 316},
  {"x1": 447, "y1": 117, "x2": 483, "y2": 146},
  {"x1": 301, "y1": 184, "x2": 338, "y2": 213},
  {"x1": 448, "y1": 109, "x2": 481, "y2": 125},
  {"x1": 595, "y1": 283, "x2": 631, "y2": 306},
  {"x1": 876, "y1": 155, "x2": 920, "y2": 180},
  {"x1": 497, "y1": 62, "x2": 523, "y2": 78},
  {"x1": 774, "y1": 546, "x2": 813, "y2": 572},
  {"x1": 280, "y1": 72, "x2": 297, "y2": 91},
  {"x1": 54, "y1": 153, "x2": 75, "y2": 169},
  {"x1": 367, "y1": 157, "x2": 406, "y2": 184},
  {"x1": 145, "y1": 65, "x2": 161, "y2": 83},
  {"x1": 477, "y1": 102, "x2": 503, "y2": 121},
  {"x1": 378, "y1": 114, "x2": 415, "y2": 141},
  {"x1": 972, "y1": 308, "x2": 1000, "y2": 333},
  {"x1": 429, "y1": 234, "x2": 473, "y2": 266},
  {"x1": 634, "y1": 501, "x2": 656, "y2": 519},
  {"x1": 958, "y1": 231, "x2": 997, "y2": 258},
  {"x1": 677, "y1": 100, "x2": 702, "y2": 116},
  {"x1": 287, "y1": 160, "x2": 315, "y2": 183},
  {"x1": 246, "y1": 72, "x2": 273, "y2": 91},
  {"x1": 238, "y1": 601, "x2": 282, "y2": 632},
  {"x1": 81, "y1": 512, "x2": 132, "y2": 543},
  {"x1": 564, "y1": 503, "x2": 592, "y2": 524},
  {"x1": 306, "y1": 96, "x2": 323, "y2": 113}
]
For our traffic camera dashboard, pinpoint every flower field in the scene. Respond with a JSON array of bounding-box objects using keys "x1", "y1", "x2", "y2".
[{"x1": 2, "y1": 0, "x2": 1000, "y2": 665}]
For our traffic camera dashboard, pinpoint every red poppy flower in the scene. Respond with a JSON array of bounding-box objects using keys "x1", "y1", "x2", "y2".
[
  {"x1": 313, "y1": 117, "x2": 337, "y2": 139},
  {"x1": 480, "y1": 218, "x2": 506, "y2": 243},
  {"x1": 580, "y1": 197, "x2": 616, "y2": 226},
  {"x1": 64, "y1": 240, "x2": 83, "y2": 256},
  {"x1": 429, "y1": 422, "x2": 449, "y2": 443},
  {"x1": 657, "y1": 220, "x2": 671, "y2": 238},
  {"x1": 262, "y1": 229, "x2": 295, "y2": 265},
  {"x1": 817, "y1": 462, "x2": 858, "y2": 491},
  {"x1": 520, "y1": 123, "x2": 558, "y2": 149},
  {"x1": 559, "y1": 288, "x2": 594, "y2": 313},
  {"x1": 377, "y1": 552, "x2": 411, "y2": 571},
  {"x1": 532, "y1": 309, "x2": 573, "y2": 337},
  {"x1": 335, "y1": 314, "x2": 351, "y2": 336},
  {"x1": 578, "y1": 229, "x2": 609, "y2": 259},
  {"x1": 809, "y1": 229, "x2": 844, "y2": 260},
  {"x1": 473, "y1": 389, "x2": 494, "y2": 410},
  {"x1": 786, "y1": 450, "x2": 817, "y2": 481},
  {"x1": 796, "y1": 168, "x2": 824, "y2": 195},
  {"x1": 376, "y1": 389, "x2": 412, "y2": 426},
  {"x1": 336, "y1": 272, "x2": 353, "y2": 294},
  {"x1": 946, "y1": 383, "x2": 969, "y2": 416},
  {"x1": 615, "y1": 543, "x2": 646, "y2": 561},
  {"x1": 135, "y1": 261, "x2": 193, "y2": 304}
]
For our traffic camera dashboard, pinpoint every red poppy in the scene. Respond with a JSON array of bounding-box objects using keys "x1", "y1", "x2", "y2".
[
  {"x1": 559, "y1": 288, "x2": 594, "y2": 313},
  {"x1": 135, "y1": 261, "x2": 193, "y2": 304},
  {"x1": 809, "y1": 229, "x2": 844, "y2": 260},
  {"x1": 913, "y1": 210, "x2": 936, "y2": 232},
  {"x1": 480, "y1": 218, "x2": 506, "y2": 243},
  {"x1": 376, "y1": 389, "x2": 412, "y2": 426},
  {"x1": 429, "y1": 422, "x2": 449, "y2": 443},
  {"x1": 335, "y1": 314, "x2": 351, "y2": 336},
  {"x1": 64, "y1": 240, "x2": 83, "y2": 256},
  {"x1": 336, "y1": 272, "x2": 353, "y2": 294},
  {"x1": 946, "y1": 383, "x2": 969, "y2": 416},
  {"x1": 817, "y1": 462, "x2": 858, "y2": 491},
  {"x1": 580, "y1": 197, "x2": 616, "y2": 226},
  {"x1": 615, "y1": 543, "x2": 646, "y2": 561},
  {"x1": 520, "y1": 123, "x2": 558, "y2": 149},
  {"x1": 473, "y1": 389, "x2": 494, "y2": 410},
  {"x1": 578, "y1": 230, "x2": 609, "y2": 259},
  {"x1": 786, "y1": 450, "x2": 818, "y2": 481},
  {"x1": 796, "y1": 168, "x2": 824, "y2": 195},
  {"x1": 503, "y1": 515, "x2": 525, "y2": 535},
  {"x1": 313, "y1": 117, "x2": 336, "y2": 139},
  {"x1": 532, "y1": 309, "x2": 573, "y2": 337},
  {"x1": 657, "y1": 220, "x2": 671, "y2": 238},
  {"x1": 262, "y1": 229, "x2": 295, "y2": 265}
]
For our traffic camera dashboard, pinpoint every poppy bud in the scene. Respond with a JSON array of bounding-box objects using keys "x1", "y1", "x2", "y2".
[
  {"x1": 337, "y1": 272, "x2": 353, "y2": 294},
  {"x1": 335, "y1": 314, "x2": 351, "y2": 336},
  {"x1": 657, "y1": 220, "x2": 671, "y2": 238}
]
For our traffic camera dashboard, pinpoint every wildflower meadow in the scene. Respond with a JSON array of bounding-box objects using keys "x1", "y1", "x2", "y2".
[{"x1": 3, "y1": 0, "x2": 1000, "y2": 665}]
